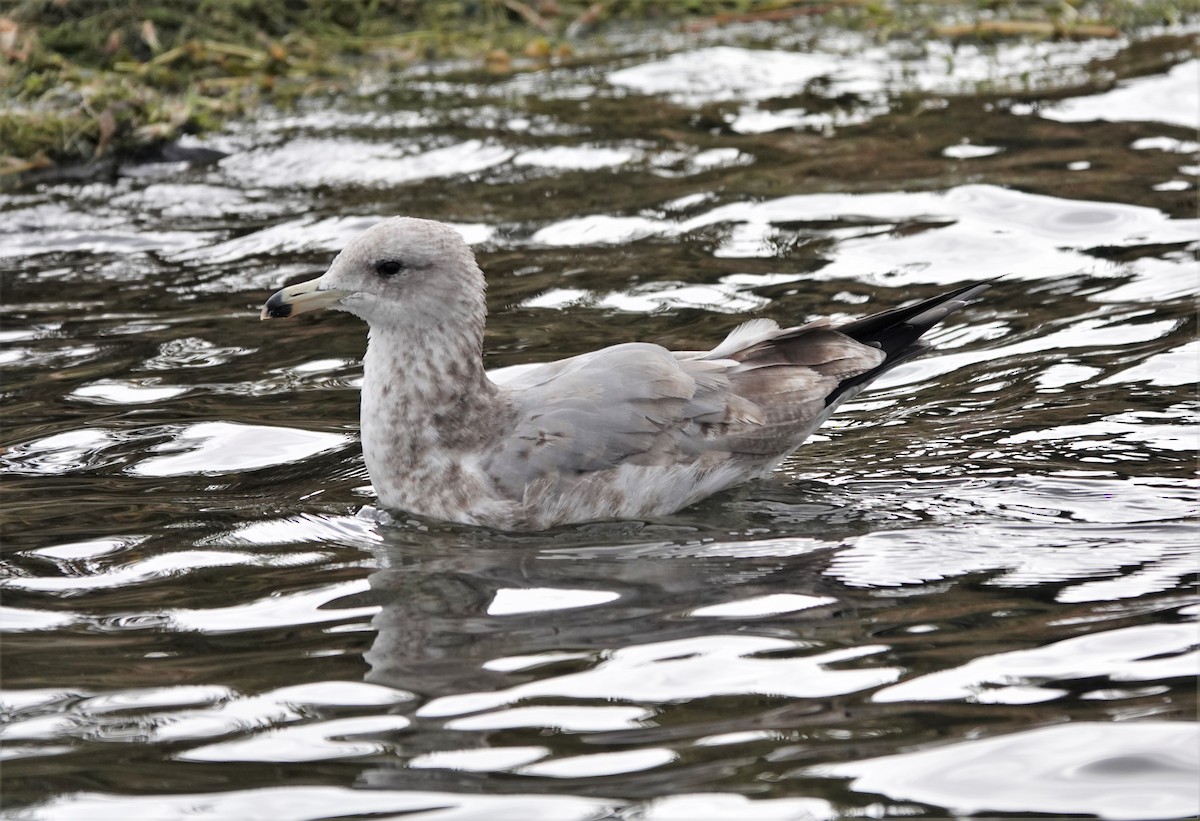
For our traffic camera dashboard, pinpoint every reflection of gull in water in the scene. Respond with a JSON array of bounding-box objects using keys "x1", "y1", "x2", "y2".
[
  {"x1": 356, "y1": 527, "x2": 844, "y2": 778},
  {"x1": 261, "y1": 217, "x2": 986, "y2": 530}
]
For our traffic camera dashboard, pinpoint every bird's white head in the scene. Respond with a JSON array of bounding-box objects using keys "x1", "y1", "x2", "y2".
[{"x1": 260, "y1": 217, "x2": 485, "y2": 330}]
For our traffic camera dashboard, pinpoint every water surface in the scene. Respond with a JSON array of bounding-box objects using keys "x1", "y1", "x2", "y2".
[{"x1": 2, "y1": 22, "x2": 1197, "y2": 821}]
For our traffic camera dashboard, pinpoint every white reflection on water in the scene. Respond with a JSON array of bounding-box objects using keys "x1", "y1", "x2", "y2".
[
  {"x1": 165, "y1": 579, "x2": 378, "y2": 633},
  {"x1": 1096, "y1": 255, "x2": 1200, "y2": 302},
  {"x1": 108, "y1": 182, "x2": 275, "y2": 220},
  {"x1": 203, "y1": 511, "x2": 382, "y2": 548},
  {"x1": 1132, "y1": 136, "x2": 1200, "y2": 154},
  {"x1": 130, "y1": 422, "x2": 349, "y2": 477},
  {"x1": 1034, "y1": 362, "x2": 1101, "y2": 391},
  {"x1": 487, "y1": 587, "x2": 620, "y2": 615},
  {"x1": 816, "y1": 721, "x2": 1200, "y2": 821},
  {"x1": 1040, "y1": 59, "x2": 1200, "y2": 129},
  {"x1": 901, "y1": 314, "x2": 1179, "y2": 391},
  {"x1": 408, "y1": 745, "x2": 550, "y2": 772},
  {"x1": 33, "y1": 536, "x2": 140, "y2": 561},
  {"x1": 443, "y1": 705, "x2": 652, "y2": 732},
  {"x1": 1, "y1": 681, "x2": 412, "y2": 753},
  {"x1": 529, "y1": 214, "x2": 664, "y2": 246},
  {"x1": 607, "y1": 40, "x2": 1124, "y2": 109},
  {"x1": 521, "y1": 281, "x2": 774, "y2": 313},
  {"x1": 604, "y1": 37, "x2": 1135, "y2": 134},
  {"x1": 178, "y1": 714, "x2": 411, "y2": 763},
  {"x1": 609, "y1": 47, "x2": 844, "y2": 104},
  {"x1": 518, "y1": 747, "x2": 676, "y2": 778},
  {"x1": 999, "y1": 407, "x2": 1199, "y2": 453},
  {"x1": 2, "y1": 550, "x2": 297, "y2": 594},
  {"x1": 69, "y1": 380, "x2": 190, "y2": 404},
  {"x1": 728, "y1": 103, "x2": 887, "y2": 134},
  {"x1": 689, "y1": 592, "x2": 836, "y2": 618},
  {"x1": 418, "y1": 637, "x2": 899, "y2": 718},
  {"x1": 832, "y1": 519, "x2": 1195, "y2": 595},
  {"x1": 942, "y1": 142, "x2": 1003, "y2": 159},
  {"x1": 17, "y1": 786, "x2": 616, "y2": 821},
  {"x1": 0, "y1": 606, "x2": 79, "y2": 632},
  {"x1": 694, "y1": 185, "x2": 1198, "y2": 278},
  {"x1": 3, "y1": 422, "x2": 352, "y2": 479},
  {"x1": 874, "y1": 621, "x2": 1199, "y2": 704},
  {"x1": 217, "y1": 138, "x2": 515, "y2": 189},
  {"x1": 823, "y1": 474, "x2": 1196, "y2": 601},
  {"x1": 637, "y1": 793, "x2": 835, "y2": 821},
  {"x1": 513, "y1": 144, "x2": 639, "y2": 170},
  {"x1": 0, "y1": 200, "x2": 217, "y2": 258},
  {"x1": 1098, "y1": 339, "x2": 1200, "y2": 385},
  {"x1": 525, "y1": 184, "x2": 1199, "y2": 289}
]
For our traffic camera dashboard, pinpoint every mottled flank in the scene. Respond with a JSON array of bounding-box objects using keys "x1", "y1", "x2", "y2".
[{"x1": 261, "y1": 217, "x2": 987, "y2": 530}]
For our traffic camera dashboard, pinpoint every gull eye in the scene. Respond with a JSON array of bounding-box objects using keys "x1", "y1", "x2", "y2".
[{"x1": 374, "y1": 259, "x2": 405, "y2": 278}]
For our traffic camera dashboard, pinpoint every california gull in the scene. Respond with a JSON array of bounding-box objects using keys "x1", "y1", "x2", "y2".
[{"x1": 261, "y1": 217, "x2": 987, "y2": 530}]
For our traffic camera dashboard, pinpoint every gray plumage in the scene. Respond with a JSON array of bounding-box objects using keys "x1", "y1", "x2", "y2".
[{"x1": 261, "y1": 217, "x2": 987, "y2": 530}]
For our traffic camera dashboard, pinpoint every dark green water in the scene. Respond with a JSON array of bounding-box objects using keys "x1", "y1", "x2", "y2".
[{"x1": 2, "y1": 23, "x2": 1197, "y2": 821}]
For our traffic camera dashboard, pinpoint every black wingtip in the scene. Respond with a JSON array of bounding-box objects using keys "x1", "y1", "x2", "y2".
[
  {"x1": 835, "y1": 281, "x2": 990, "y2": 353},
  {"x1": 822, "y1": 281, "x2": 991, "y2": 407}
]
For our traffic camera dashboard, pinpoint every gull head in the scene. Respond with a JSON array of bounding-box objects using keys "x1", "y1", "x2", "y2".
[{"x1": 260, "y1": 217, "x2": 484, "y2": 328}]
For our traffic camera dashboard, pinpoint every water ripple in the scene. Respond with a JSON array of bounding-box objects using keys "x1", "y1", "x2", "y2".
[
  {"x1": 816, "y1": 721, "x2": 1200, "y2": 821},
  {"x1": 418, "y1": 637, "x2": 899, "y2": 718},
  {"x1": 874, "y1": 620, "x2": 1199, "y2": 704}
]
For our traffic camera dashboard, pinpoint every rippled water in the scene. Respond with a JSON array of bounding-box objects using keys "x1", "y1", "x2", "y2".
[{"x1": 2, "y1": 23, "x2": 1198, "y2": 821}]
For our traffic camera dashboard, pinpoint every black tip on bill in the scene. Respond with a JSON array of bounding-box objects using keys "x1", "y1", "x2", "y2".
[{"x1": 262, "y1": 291, "x2": 293, "y2": 319}]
